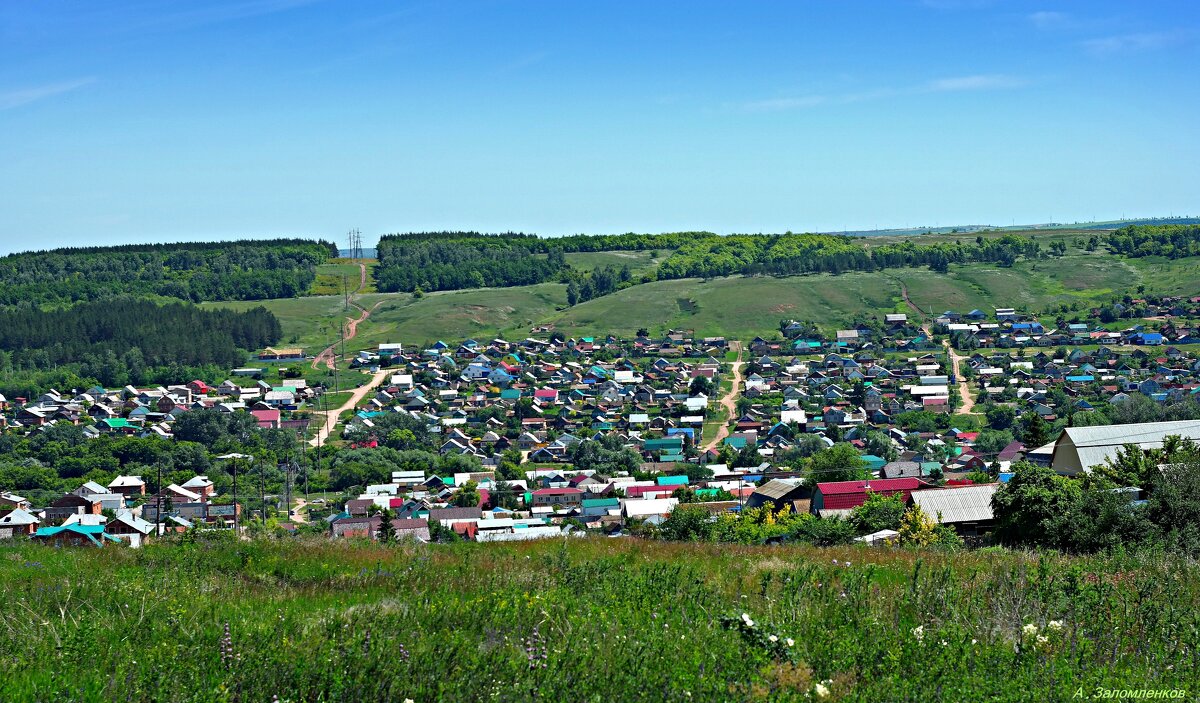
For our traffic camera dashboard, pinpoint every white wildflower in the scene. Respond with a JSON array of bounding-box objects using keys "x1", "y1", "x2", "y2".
[
  {"x1": 940, "y1": 640, "x2": 948, "y2": 647},
  {"x1": 814, "y1": 682, "x2": 831, "y2": 698},
  {"x1": 786, "y1": 638, "x2": 795, "y2": 647},
  {"x1": 1036, "y1": 635, "x2": 1049, "y2": 647},
  {"x1": 1022, "y1": 623, "x2": 1038, "y2": 638},
  {"x1": 912, "y1": 625, "x2": 924, "y2": 641},
  {"x1": 768, "y1": 635, "x2": 778, "y2": 643},
  {"x1": 971, "y1": 639, "x2": 978, "y2": 645},
  {"x1": 1047, "y1": 620, "x2": 1064, "y2": 631}
]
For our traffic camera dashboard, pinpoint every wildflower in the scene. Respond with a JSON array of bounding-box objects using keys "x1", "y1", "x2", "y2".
[
  {"x1": 1036, "y1": 635, "x2": 1049, "y2": 647},
  {"x1": 1047, "y1": 620, "x2": 1064, "y2": 631},
  {"x1": 940, "y1": 640, "x2": 948, "y2": 647},
  {"x1": 1022, "y1": 623, "x2": 1038, "y2": 638},
  {"x1": 832, "y1": 558, "x2": 838, "y2": 565},
  {"x1": 844, "y1": 561, "x2": 852, "y2": 568},
  {"x1": 786, "y1": 638, "x2": 795, "y2": 647},
  {"x1": 768, "y1": 635, "x2": 778, "y2": 643},
  {"x1": 971, "y1": 639, "x2": 978, "y2": 645},
  {"x1": 404, "y1": 699, "x2": 415, "y2": 703},
  {"x1": 814, "y1": 681, "x2": 831, "y2": 698},
  {"x1": 912, "y1": 625, "x2": 924, "y2": 641}
]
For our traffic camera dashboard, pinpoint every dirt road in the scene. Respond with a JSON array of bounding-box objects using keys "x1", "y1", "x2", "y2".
[
  {"x1": 308, "y1": 368, "x2": 390, "y2": 447},
  {"x1": 704, "y1": 341, "x2": 744, "y2": 451},
  {"x1": 311, "y1": 263, "x2": 373, "y2": 371},
  {"x1": 896, "y1": 279, "x2": 976, "y2": 415}
]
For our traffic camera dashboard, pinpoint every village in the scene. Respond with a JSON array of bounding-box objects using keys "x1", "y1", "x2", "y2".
[{"x1": 3, "y1": 297, "x2": 1200, "y2": 547}]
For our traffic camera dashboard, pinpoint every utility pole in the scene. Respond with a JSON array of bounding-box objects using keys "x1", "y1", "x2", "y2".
[
  {"x1": 232, "y1": 460, "x2": 238, "y2": 533},
  {"x1": 259, "y1": 456, "x2": 267, "y2": 524},
  {"x1": 156, "y1": 462, "x2": 163, "y2": 537}
]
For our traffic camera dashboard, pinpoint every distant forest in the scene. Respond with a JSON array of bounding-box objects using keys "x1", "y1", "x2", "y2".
[
  {"x1": 1106, "y1": 224, "x2": 1200, "y2": 259},
  {"x1": 0, "y1": 299, "x2": 281, "y2": 398},
  {"x1": 0, "y1": 239, "x2": 338, "y2": 306},
  {"x1": 373, "y1": 230, "x2": 1056, "y2": 303}
]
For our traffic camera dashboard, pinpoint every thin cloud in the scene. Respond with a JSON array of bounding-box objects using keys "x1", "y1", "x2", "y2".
[
  {"x1": 736, "y1": 75, "x2": 1024, "y2": 112},
  {"x1": 924, "y1": 74, "x2": 1026, "y2": 92},
  {"x1": 0, "y1": 78, "x2": 95, "y2": 112},
  {"x1": 1082, "y1": 31, "x2": 1189, "y2": 55},
  {"x1": 123, "y1": 0, "x2": 323, "y2": 33},
  {"x1": 1028, "y1": 11, "x2": 1071, "y2": 31},
  {"x1": 740, "y1": 95, "x2": 828, "y2": 112},
  {"x1": 495, "y1": 51, "x2": 549, "y2": 75},
  {"x1": 921, "y1": 0, "x2": 995, "y2": 9}
]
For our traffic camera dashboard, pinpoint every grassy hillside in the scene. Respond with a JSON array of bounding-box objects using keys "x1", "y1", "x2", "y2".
[
  {"x1": 1, "y1": 538, "x2": 1194, "y2": 702},
  {"x1": 310, "y1": 259, "x2": 377, "y2": 295},
  {"x1": 203, "y1": 239, "x2": 1200, "y2": 353},
  {"x1": 354, "y1": 283, "x2": 568, "y2": 348},
  {"x1": 561, "y1": 248, "x2": 673, "y2": 273}
]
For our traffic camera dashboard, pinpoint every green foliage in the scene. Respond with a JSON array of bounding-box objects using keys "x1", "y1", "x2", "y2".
[
  {"x1": 897, "y1": 505, "x2": 962, "y2": 548},
  {"x1": 0, "y1": 239, "x2": 335, "y2": 306},
  {"x1": 808, "y1": 443, "x2": 870, "y2": 483},
  {"x1": 0, "y1": 299, "x2": 281, "y2": 397},
  {"x1": 991, "y1": 462, "x2": 1082, "y2": 549},
  {"x1": 973, "y1": 429, "x2": 1014, "y2": 456},
  {"x1": 849, "y1": 491, "x2": 905, "y2": 535},
  {"x1": 451, "y1": 480, "x2": 481, "y2": 508},
  {"x1": 1106, "y1": 224, "x2": 1200, "y2": 259},
  {"x1": 984, "y1": 404, "x2": 1016, "y2": 430},
  {"x1": 3, "y1": 538, "x2": 1200, "y2": 700}
]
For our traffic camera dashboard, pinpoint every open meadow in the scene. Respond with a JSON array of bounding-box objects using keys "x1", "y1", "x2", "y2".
[{"x1": 1, "y1": 537, "x2": 1194, "y2": 702}]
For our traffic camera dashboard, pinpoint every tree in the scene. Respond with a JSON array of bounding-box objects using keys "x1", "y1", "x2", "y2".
[
  {"x1": 985, "y1": 404, "x2": 1016, "y2": 430},
  {"x1": 897, "y1": 505, "x2": 961, "y2": 548},
  {"x1": 566, "y1": 280, "x2": 579, "y2": 306},
  {"x1": 658, "y1": 504, "x2": 712, "y2": 541},
  {"x1": 451, "y1": 480, "x2": 481, "y2": 508},
  {"x1": 973, "y1": 429, "x2": 1014, "y2": 456},
  {"x1": 849, "y1": 491, "x2": 905, "y2": 534},
  {"x1": 1020, "y1": 412, "x2": 1052, "y2": 448},
  {"x1": 376, "y1": 507, "x2": 397, "y2": 543},
  {"x1": 807, "y1": 443, "x2": 869, "y2": 483},
  {"x1": 990, "y1": 462, "x2": 1080, "y2": 548},
  {"x1": 1097, "y1": 436, "x2": 1200, "y2": 492}
]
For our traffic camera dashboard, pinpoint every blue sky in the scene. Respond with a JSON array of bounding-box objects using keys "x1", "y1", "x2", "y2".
[{"x1": 1, "y1": 0, "x2": 1197, "y2": 252}]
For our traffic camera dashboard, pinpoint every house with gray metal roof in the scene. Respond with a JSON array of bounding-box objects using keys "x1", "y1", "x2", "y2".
[
  {"x1": 1051, "y1": 420, "x2": 1200, "y2": 476},
  {"x1": 909, "y1": 483, "x2": 999, "y2": 536}
]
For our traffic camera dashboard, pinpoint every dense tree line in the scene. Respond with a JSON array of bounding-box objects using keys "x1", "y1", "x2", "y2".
[
  {"x1": 1106, "y1": 224, "x2": 1200, "y2": 259},
  {"x1": 0, "y1": 239, "x2": 337, "y2": 305},
  {"x1": 374, "y1": 234, "x2": 567, "y2": 292},
  {"x1": 0, "y1": 299, "x2": 280, "y2": 396}
]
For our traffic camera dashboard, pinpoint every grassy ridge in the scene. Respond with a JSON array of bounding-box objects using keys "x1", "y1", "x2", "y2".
[
  {"x1": 1, "y1": 538, "x2": 1195, "y2": 702},
  {"x1": 203, "y1": 244, "x2": 1199, "y2": 350}
]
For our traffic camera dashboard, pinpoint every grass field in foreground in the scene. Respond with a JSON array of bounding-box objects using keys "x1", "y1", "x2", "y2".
[{"x1": 1, "y1": 538, "x2": 1195, "y2": 702}]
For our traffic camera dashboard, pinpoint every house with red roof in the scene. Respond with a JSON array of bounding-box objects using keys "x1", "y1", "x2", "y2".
[
  {"x1": 810, "y1": 478, "x2": 926, "y2": 517},
  {"x1": 251, "y1": 409, "x2": 281, "y2": 429}
]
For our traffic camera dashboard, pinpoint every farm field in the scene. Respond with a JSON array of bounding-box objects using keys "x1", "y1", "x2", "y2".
[{"x1": 1, "y1": 538, "x2": 1194, "y2": 702}]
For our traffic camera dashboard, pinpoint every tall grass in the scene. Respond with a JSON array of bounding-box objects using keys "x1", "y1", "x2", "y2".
[{"x1": 0, "y1": 538, "x2": 1195, "y2": 702}]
